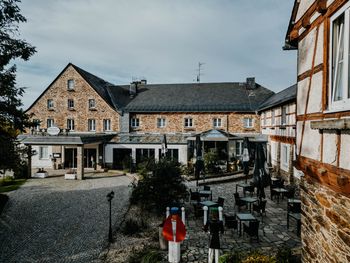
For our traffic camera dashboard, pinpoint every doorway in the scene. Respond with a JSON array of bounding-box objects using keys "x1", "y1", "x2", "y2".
[
  {"x1": 113, "y1": 149, "x2": 132, "y2": 169},
  {"x1": 84, "y1": 149, "x2": 97, "y2": 168},
  {"x1": 64, "y1": 148, "x2": 77, "y2": 168}
]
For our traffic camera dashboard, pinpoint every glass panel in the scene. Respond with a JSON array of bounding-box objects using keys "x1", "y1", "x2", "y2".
[{"x1": 333, "y1": 14, "x2": 345, "y2": 101}]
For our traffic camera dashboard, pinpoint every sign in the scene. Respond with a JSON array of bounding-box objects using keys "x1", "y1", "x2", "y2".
[
  {"x1": 53, "y1": 153, "x2": 61, "y2": 158},
  {"x1": 162, "y1": 214, "x2": 186, "y2": 242},
  {"x1": 47, "y1": 126, "x2": 60, "y2": 136}
]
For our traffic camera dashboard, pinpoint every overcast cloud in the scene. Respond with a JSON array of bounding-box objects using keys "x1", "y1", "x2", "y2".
[{"x1": 15, "y1": 0, "x2": 296, "y2": 109}]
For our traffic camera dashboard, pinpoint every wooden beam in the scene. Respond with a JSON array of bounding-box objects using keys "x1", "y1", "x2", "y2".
[
  {"x1": 298, "y1": 63, "x2": 323, "y2": 82},
  {"x1": 270, "y1": 135, "x2": 296, "y2": 145},
  {"x1": 297, "y1": 111, "x2": 350, "y2": 121},
  {"x1": 316, "y1": 0, "x2": 327, "y2": 14}
]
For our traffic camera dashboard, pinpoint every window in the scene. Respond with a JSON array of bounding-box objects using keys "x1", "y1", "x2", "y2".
[
  {"x1": 39, "y1": 146, "x2": 49, "y2": 159},
  {"x1": 262, "y1": 113, "x2": 266, "y2": 126},
  {"x1": 330, "y1": 3, "x2": 350, "y2": 110},
  {"x1": 67, "y1": 79, "x2": 75, "y2": 90},
  {"x1": 282, "y1": 144, "x2": 289, "y2": 167},
  {"x1": 88, "y1": 119, "x2": 96, "y2": 131},
  {"x1": 157, "y1": 118, "x2": 166, "y2": 128},
  {"x1": 103, "y1": 119, "x2": 111, "y2": 131},
  {"x1": 281, "y1": 106, "x2": 287, "y2": 125},
  {"x1": 243, "y1": 118, "x2": 253, "y2": 128},
  {"x1": 47, "y1": 99, "x2": 54, "y2": 109},
  {"x1": 47, "y1": 119, "x2": 54, "y2": 128},
  {"x1": 235, "y1": 141, "x2": 243, "y2": 156},
  {"x1": 88, "y1": 99, "x2": 96, "y2": 109},
  {"x1": 33, "y1": 119, "x2": 41, "y2": 131},
  {"x1": 184, "y1": 118, "x2": 193, "y2": 128},
  {"x1": 131, "y1": 118, "x2": 140, "y2": 128},
  {"x1": 68, "y1": 99, "x2": 74, "y2": 109},
  {"x1": 271, "y1": 110, "x2": 275, "y2": 125},
  {"x1": 67, "y1": 119, "x2": 75, "y2": 131},
  {"x1": 213, "y1": 118, "x2": 222, "y2": 128}
]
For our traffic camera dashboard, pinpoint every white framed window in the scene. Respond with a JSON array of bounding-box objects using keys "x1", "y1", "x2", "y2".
[
  {"x1": 157, "y1": 118, "x2": 166, "y2": 128},
  {"x1": 262, "y1": 113, "x2": 266, "y2": 125},
  {"x1": 88, "y1": 119, "x2": 96, "y2": 131},
  {"x1": 67, "y1": 119, "x2": 75, "y2": 131},
  {"x1": 33, "y1": 119, "x2": 41, "y2": 131},
  {"x1": 282, "y1": 144, "x2": 289, "y2": 167},
  {"x1": 68, "y1": 99, "x2": 74, "y2": 109},
  {"x1": 47, "y1": 99, "x2": 54, "y2": 109},
  {"x1": 281, "y1": 106, "x2": 287, "y2": 125},
  {"x1": 39, "y1": 146, "x2": 49, "y2": 159},
  {"x1": 329, "y1": 2, "x2": 350, "y2": 111},
  {"x1": 271, "y1": 110, "x2": 275, "y2": 125},
  {"x1": 235, "y1": 141, "x2": 243, "y2": 156},
  {"x1": 47, "y1": 119, "x2": 54, "y2": 128},
  {"x1": 103, "y1": 119, "x2": 111, "y2": 131},
  {"x1": 243, "y1": 118, "x2": 253, "y2": 128},
  {"x1": 67, "y1": 79, "x2": 75, "y2": 90},
  {"x1": 213, "y1": 118, "x2": 222, "y2": 128},
  {"x1": 184, "y1": 118, "x2": 193, "y2": 128},
  {"x1": 131, "y1": 118, "x2": 140, "y2": 128},
  {"x1": 89, "y1": 99, "x2": 96, "y2": 109}
]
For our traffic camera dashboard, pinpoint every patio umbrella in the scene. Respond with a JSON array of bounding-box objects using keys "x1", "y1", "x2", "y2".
[
  {"x1": 242, "y1": 137, "x2": 250, "y2": 182},
  {"x1": 195, "y1": 134, "x2": 204, "y2": 186},
  {"x1": 161, "y1": 134, "x2": 168, "y2": 158},
  {"x1": 253, "y1": 142, "x2": 271, "y2": 202}
]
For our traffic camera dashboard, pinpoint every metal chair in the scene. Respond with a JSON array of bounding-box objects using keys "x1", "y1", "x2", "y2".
[
  {"x1": 234, "y1": 193, "x2": 247, "y2": 211},
  {"x1": 243, "y1": 220, "x2": 260, "y2": 242}
]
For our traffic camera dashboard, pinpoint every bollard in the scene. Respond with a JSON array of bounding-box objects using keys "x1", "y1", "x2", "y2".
[
  {"x1": 203, "y1": 206, "x2": 208, "y2": 225},
  {"x1": 218, "y1": 207, "x2": 223, "y2": 221},
  {"x1": 181, "y1": 207, "x2": 185, "y2": 226},
  {"x1": 166, "y1": 207, "x2": 170, "y2": 218}
]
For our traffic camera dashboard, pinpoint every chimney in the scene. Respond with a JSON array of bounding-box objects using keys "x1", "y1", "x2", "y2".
[
  {"x1": 140, "y1": 79, "x2": 147, "y2": 85},
  {"x1": 129, "y1": 82, "x2": 137, "y2": 98},
  {"x1": 246, "y1": 77, "x2": 255, "y2": 89}
]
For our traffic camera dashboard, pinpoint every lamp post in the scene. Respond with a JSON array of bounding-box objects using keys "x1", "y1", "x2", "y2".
[{"x1": 106, "y1": 191, "x2": 115, "y2": 243}]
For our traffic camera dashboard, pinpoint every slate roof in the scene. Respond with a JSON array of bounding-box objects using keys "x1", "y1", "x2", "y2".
[
  {"x1": 107, "y1": 82, "x2": 274, "y2": 113},
  {"x1": 258, "y1": 84, "x2": 297, "y2": 112}
]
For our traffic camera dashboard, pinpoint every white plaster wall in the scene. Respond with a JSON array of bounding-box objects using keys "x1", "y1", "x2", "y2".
[
  {"x1": 32, "y1": 145, "x2": 53, "y2": 169},
  {"x1": 298, "y1": 23, "x2": 324, "y2": 74},
  {"x1": 323, "y1": 132, "x2": 338, "y2": 165},
  {"x1": 270, "y1": 141, "x2": 278, "y2": 166},
  {"x1": 297, "y1": 121, "x2": 321, "y2": 160},
  {"x1": 297, "y1": 71, "x2": 323, "y2": 115},
  {"x1": 296, "y1": 0, "x2": 315, "y2": 22},
  {"x1": 339, "y1": 131, "x2": 350, "y2": 170}
]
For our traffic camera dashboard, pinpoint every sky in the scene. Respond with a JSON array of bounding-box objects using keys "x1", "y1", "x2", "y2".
[{"x1": 15, "y1": 0, "x2": 297, "y2": 109}]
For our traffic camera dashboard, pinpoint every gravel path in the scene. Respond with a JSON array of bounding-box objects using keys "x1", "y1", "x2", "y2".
[{"x1": 0, "y1": 173, "x2": 131, "y2": 263}]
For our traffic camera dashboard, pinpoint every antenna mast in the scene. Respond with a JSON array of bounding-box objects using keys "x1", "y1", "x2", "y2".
[{"x1": 196, "y1": 62, "x2": 205, "y2": 83}]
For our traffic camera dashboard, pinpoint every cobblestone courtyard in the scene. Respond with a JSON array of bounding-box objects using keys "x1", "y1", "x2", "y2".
[{"x1": 0, "y1": 173, "x2": 131, "y2": 263}]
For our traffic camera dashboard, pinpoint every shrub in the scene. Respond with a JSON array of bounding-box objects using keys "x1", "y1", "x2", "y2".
[
  {"x1": 276, "y1": 247, "x2": 294, "y2": 263},
  {"x1": 219, "y1": 251, "x2": 242, "y2": 263},
  {"x1": 130, "y1": 159, "x2": 188, "y2": 215},
  {"x1": 128, "y1": 247, "x2": 163, "y2": 263},
  {"x1": 241, "y1": 251, "x2": 276, "y2": 263},
  {"x1": 121, "y1": 218, "x2": 148, "y2": 236}
]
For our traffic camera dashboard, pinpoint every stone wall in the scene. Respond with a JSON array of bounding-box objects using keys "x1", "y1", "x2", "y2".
[
  {"x1": 129, "y1": 112, "x2": 260, "y2": 133},
  {"x1": 27, "y1": 65, "x2": 120, "y2": 133},
  {"x1": 300, "y1": 177, "x2": 350, "y2": 263}
]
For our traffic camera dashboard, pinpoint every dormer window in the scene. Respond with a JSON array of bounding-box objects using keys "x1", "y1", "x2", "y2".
[
  {"x1": 67, "y1": 79, "x2": 75, "y2": 90},
  {"x1": 47, "y1": 99, "x2": 54, "y2": 110},
  {"x1": 68, "y1": 99, "x2": 74, "y2": 109},
  {"x1": 89, "y1": 99, "x2": 96, "y2": 109},
  {"x1": 213, "y1": 118, "x2": 222, "y2": 128}
]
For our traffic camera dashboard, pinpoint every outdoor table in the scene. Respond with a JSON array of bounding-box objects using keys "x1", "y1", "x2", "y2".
[
  {"x1": 199, "y1": 190, "x2": 212, "y2": 200},
  {"x1": 235, "y1": 183, "x2": 251, "y2": 196},
  {"x1": 236, "y1": 213, "x2": 256, "y2": 236},
  {"x1": 200, "y1": 200, "x2": 218, "y2": 207},
  {"x1": 273, "y1": 188, "x2": 288, "y2": 203},
  {"x1": 240, "y1": 197, "x2": 258, "y2": 212}
]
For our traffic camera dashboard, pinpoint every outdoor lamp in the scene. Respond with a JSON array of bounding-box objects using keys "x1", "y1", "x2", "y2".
[{"x1": 106, "y1": 191, "x2": 115, "y2": 242}]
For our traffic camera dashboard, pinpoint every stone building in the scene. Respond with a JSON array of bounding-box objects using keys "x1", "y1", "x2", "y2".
[
  {"x1": 259, "y1": 84, "x2": 297, "y2": 184},
  {"x1": 285, "y1": 0, "x2": 350, "y2": 262},
  {"x1": 23, "y1": 63, "x2": 275, "y2": 177}
]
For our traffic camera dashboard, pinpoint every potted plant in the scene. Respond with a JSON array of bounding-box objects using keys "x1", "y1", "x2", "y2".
[
  {"x1": 34, "y1": 168, "x2": 48, "y2": 178},
  {"x1": 64, "y1": 168, "x2": 77, "y2": 180}
]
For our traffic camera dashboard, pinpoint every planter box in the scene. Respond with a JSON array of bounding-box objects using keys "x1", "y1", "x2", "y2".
[
  {"x1": 33, "y1": 172, "x2": 48, "y2": 178},
  {"x1": 65, "y1": 174, "x2": 77, "y2": 180}
]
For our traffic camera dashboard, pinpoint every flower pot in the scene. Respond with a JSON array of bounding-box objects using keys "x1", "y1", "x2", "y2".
[
  {"x1": 33, "y1": 172, "x2": 48, "y2": 178},
  {"x1": 65, "y1": 173, "x2": 77, "y2": 180}
]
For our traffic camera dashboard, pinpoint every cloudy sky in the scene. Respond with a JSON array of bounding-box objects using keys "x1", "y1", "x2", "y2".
[{"x1": 15, "y1": 0, "x2": 296, "y2": 109}]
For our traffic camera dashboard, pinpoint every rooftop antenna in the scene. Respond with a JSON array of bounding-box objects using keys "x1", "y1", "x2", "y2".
[{"x1": 196, "y1": 62, "x2": 205, "y2": 83}]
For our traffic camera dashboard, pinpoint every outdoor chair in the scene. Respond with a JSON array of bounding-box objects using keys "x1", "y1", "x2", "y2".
[
  {"x1": 193, "y1": 203, "x2": 203, "y2": 218},
  {"x1": 216, "y1": 197, "x2": 225, "y2": 208},
  {"x1": 189, "y1": 189, "x2": 201, "y2": 204},
  {"x1": 283, "y1": 185, "x2": 296, "y2": 199},
  {"x1": 253, "y1": 199, "x2": 267, "y2": 218},
  {"x1": 203, "y1": 185, "x2": 211, "y2": 191},
  {"x1": 270, "y1": 185, "x2": 278, "y2": 200},
  {"x1": 288, "y1": 202, "x2": 301, "y2": 213},
  {"x1": 224, "y1": 213, "x2": 238, "y2": 230},
  {"x1": 243, "y1": 220, "x2": 260, "y2": 242},
  {"x1": 276, "y1": 179, "x2": 285, "y2": 188},
  {"x1": 245, "y1": 183, "x2": 255, "y2": 196},
  {"x1": 234, "y1": 193, "x2": 247, "y2": 211}
]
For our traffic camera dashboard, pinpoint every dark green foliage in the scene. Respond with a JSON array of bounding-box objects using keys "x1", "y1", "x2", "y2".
[
  {"x1": 0, "y1": 0, "x2": 36, "y2": 174},
  {"x1": 130, "y1": 159, "x2": 188, "y2": 215},
  {"x1": 276, "y1": 247, "x2": 295, "y2": 263},
  {"x1": 128, "y1": 247, "x2": 163, "y2": 263},
  {"x1": 121, "y1": 218, "x2": 148, "y2": 236}
]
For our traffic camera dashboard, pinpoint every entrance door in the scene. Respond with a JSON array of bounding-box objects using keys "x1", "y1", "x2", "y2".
[
  {"x1": 113, "y1": 149, "x2": 132, "y2": 169},
  {"x1": 84, "y1": 149, "x2": 97, "y2": 168},
  {"x1": 64, "y1": 148, "x2": 77, "y2": 168}
]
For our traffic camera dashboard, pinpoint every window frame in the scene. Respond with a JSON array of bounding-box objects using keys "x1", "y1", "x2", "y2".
[
  {"x1": 39, "y1": 146, "x2": 49, "y2": 160},
  {"x1": 213, "y1": 118, "x2": 222, "y2": 128},
  {"x1": 243, "y1": 117, "x2": 253, "y2": 128},
  {"x1": 47, "y1": 118, "x2": 54, "y2": 128},
  {"x1": 67, "y1": 79, "x2": 75, "y2": 90},
  {"x1": 88, "y1": 99, "x2": 96, "y2": 109},
  {"x1": 157, "y1": 118, "x2": 166, "y2": 128},
  {"x1": 235, "y1": 141, "x2": 243, "y2": 156},
  {"x1": 131, "y1": 118, "x2": 140, "y2": 128},
  {"x1": 88, "y1": 119, "x2": 96, "y2": 131},
  {"x1": 68, "y1": 99, "x2": 74, "y2": 109},
  {"x1": 103, "y1": 119, "x2": 111, "y2": 131},
  {"x1": 282, "y1": 144, "x2": 289, "y2": 167},
  {"x1": 184, "y1": 117, "x2": 193, "y2": 128},
  {"x1": 67, "y1": 119, "x2": 75, "y2": 131},
  {"x1": 281, "y1": 106, "x2": 287, "y2": 125},
  {"x1": 329, "y1": 2, "x2": 350, "y2": 111},
  {"x1": 47, "y1": 99, "x2": 54, "y2": 109}
]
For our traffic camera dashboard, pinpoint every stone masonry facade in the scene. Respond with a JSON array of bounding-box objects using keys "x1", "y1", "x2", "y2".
[
  {"x1": 300, "y1": 177, "x2": 350, "y2": 263},
  {"x1": 129, "y1": 112, "x2": 260, "y2": 134},
  {"x1": 27, "y1": 65, "x2": 120, "y2": 133}
]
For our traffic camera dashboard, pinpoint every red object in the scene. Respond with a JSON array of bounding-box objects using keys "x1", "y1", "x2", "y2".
[{"x1": 162, "y1": 215, "x2": 186, "y2": 242}]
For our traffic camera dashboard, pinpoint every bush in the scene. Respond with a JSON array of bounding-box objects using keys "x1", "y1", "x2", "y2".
[
  {"x1": 130, "y1": 159, "x2": 188, "y2": 215},
  {"x1": 128, "y1": 247, "x2": 163, "y2": 263},
  {"x1": 219, "y1": 251, "x2": 242, "y2": 263},
  {"x1": 219, "y1": 250, "x2": 276, "y2": 263},
  {"x1": 121, "y1": 218, "x2": 148, "y2": 236},
  {"x1": 0, "y1": 194, "x2": 9, "y2": 214},
  {"x1": 276, "y1": 247, "x2": 294, "y2": 263},
  {"x1": 204, "y1": 151, "x2": 220, "y2": 173}
]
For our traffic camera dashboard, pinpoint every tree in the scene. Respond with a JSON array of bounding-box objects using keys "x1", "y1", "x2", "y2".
[{"x1": 0, "y1": 0, "x2": 36, "y2": 176}]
